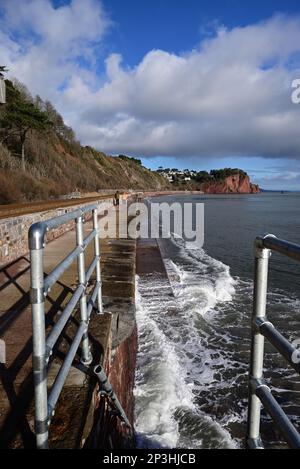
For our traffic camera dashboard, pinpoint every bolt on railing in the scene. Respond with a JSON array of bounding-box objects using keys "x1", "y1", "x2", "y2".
[
  {"x1": 29, "y1": 203, "x2": 103, "y2": 449},
  {"x1": 247, "y1": 234, "x2": 300, "y2": 449}
]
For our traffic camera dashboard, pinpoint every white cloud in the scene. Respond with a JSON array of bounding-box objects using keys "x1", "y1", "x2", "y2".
[
  {"x1": 1, "y1": 5, "x2": 300, "y2": 160},
  {"x1": 263, "y1": 170, "x2": 300, "y2": 181},
  {"x1": 0, "y1": 0, "x2": 110, "y2": 100}
]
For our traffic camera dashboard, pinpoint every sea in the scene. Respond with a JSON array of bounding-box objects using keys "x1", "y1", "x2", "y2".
[{"x1": 133, "y1": 193, "x2": 300, "y2": 449}]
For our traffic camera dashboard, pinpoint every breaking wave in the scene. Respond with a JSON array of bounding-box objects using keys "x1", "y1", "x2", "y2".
[
  {"x1": 134, "y1": 235, "x2": 300, "y2": 449},
  {"x1": 134, "y1": 240, "x2": 240, "y2": 449}
]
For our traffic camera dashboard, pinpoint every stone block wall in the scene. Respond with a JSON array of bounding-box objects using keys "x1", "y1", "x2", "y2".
[{"x1": 0, "y1": 197, "x2": 115, "y2": 267}]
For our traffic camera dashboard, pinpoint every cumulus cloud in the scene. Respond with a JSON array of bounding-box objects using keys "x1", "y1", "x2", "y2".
[
  {"x1": 1, "y1": 4, "x2": 300, "y2": 161},
  {"x1": 0, "y1": 0, "x2": 110, "y2": 100}
]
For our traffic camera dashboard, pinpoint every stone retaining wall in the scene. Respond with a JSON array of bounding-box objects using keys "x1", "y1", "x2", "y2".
[{"x1": 0, "y1": 197, "x2": 116, "y2": 267}]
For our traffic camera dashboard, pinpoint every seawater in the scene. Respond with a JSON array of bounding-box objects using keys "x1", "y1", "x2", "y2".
[{"x1": 134, "y1": 193, "x2": 300, "y2": 449}]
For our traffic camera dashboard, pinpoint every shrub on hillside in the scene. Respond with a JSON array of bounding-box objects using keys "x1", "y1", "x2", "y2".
[
  {"x1": 0, "y1": 142, "x2": 21, "y2": 170},
  {"x1": 0, "y1": 168, "x2": 63, "y2": 204},
  {"x1": 0, "y1": 170, "x2": 23, "y2": 203}
]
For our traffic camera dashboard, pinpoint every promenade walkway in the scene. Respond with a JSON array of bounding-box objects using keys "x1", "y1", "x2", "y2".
[{"x1": 0, "y1": 205, "x2": 136, "y2": 448}]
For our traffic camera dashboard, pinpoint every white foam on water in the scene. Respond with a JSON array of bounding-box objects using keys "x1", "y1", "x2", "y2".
[
  {"x1": 134, "y1": 276, "x2": 195, "y2": 448},
  {"x1": 163, "y1": 259, "x2": 184, "y2": 283},
  {"x1": 157, "y1": 250, "x2": 247, "y2": 448},
  {"x1": 134, "y1": 237, "x2": 300, "y2": 449},
  {"x1": 167, "y1": 235, "x2": 237, "y2": 317},
  {"x1": 134, "y1": 247, "x2": 239, "y2": 449}
]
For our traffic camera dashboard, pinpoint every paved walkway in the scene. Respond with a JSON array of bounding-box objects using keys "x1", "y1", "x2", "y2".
[{"x1": 0, "y1": 206, "x2": 136, "y2": 448}]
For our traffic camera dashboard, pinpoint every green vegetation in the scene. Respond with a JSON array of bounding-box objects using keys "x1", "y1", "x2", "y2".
[
  {"x1": 0, "y1": 71, "x2": 169, "y2": 204},
  {"x1": 118, "y1": 155, "x2": 142, "y2": 165},
  {"x1": 2, "y1": 80, "x2": 51, "y2": 170},
  {"x1": 157, "y1": 167, "x2": 248, "y2": 186},
  {"x1": 195, "y1": 168, "x2": 247, "y2": 183},
  {"x1": 210, "y1": 168, "x2": 248, "y2": 180},
  {"x1": 194, "y1": 171, "x2": 211, "y2": 183}
]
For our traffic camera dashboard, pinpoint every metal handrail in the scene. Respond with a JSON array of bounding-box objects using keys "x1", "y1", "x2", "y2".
[
  {"x1": 29, "y1": 203, "x2": 103, "y2": 449},
  {"x1": 247, "y1": 234, "x2": 300, "y2": 449},
  {"x1": 94, "y1": 365, "x2": 131, "y2": 428}
]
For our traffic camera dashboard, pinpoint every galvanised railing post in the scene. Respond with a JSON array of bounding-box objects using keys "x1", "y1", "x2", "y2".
[
  {"x1": 76, "y1": 215, "x2": 93, "y2": 365},
  {"x1": 93, "y1": 208, "x2": 103, "y2": 314},
  {"x1": 247, "y1": 236, "x2": 271, "y2": 449},
  {"x1": 28, "y1": 204, "x2": 106, "y2": 449},
  {"x1": 29, "y1": 223, "x2": 49, "y2": 449}
]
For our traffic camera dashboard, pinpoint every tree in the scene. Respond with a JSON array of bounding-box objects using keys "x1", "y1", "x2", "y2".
[
  {"x1": 118, "y1": 154, "x2": 142, "y2": 165},
  {"x1": 34, "y1": 94, "x2": 45, "y2": 111},
  {"x1": 44, "y1": 99, "x2": 76, "y2": 143},
  {"x1": 1, "y1": 80, "x2": 51, "y2": 170},
  {"x1": 13, "y1": 78, "x2": 33, "y2": 103},
  {"x1": 0, "y1": 66, "x2": 8, "y2": 78},
  {"x1": 210, "y1": 168, "x2": 248, "y2": 180},
  {"x1": 195, "y1": 171, "x2": 211, "y2": 183}
]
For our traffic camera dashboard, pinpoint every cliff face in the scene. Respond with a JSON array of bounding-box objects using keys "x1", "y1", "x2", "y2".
[{"x1": 201, "y1": 174, "x2": 260, "y2": 194}]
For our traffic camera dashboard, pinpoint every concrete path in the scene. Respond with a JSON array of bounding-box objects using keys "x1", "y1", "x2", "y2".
[{"x1": 0, "y1": 205, "x2": 136, "y2": 448}]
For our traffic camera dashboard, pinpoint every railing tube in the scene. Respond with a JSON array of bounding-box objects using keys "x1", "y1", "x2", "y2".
[
  {"x1": 254, "y1": 380, "x2": 300, "y2": 449},
  {"x1": 93, "y1": 208, "x2": 103, "y2": 314},
  {"x1": 257, "y1": 319, "x2": 300, "y2": 374},
  {"x1": 262, "y1": 235, "x2": 300, "y2": 263},
  {"x1": 76, "y1": 215, "x2": 92, "y2": 365},
  {"x1": 29, "y1": 234, "x2": 49, "y2": 449},
  {"x1": 28, "y1": 204, "x2": 105, "y2": 449},
  {"x1": 247, "y1": 238, "x2": 271, "y2": 449},
  {"x1": 48, "y1": 322, "x2": 87, "y2": 416},
  {"x1": 45, "y1": 284, "x2": 85, "y2": 356},
  {"x1": 94, "y1": 365, "x2": 131, "y2": 428}
]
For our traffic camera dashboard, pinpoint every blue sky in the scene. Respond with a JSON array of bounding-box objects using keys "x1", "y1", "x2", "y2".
[
  {"x1": 104, "y1": 0, "x2": 300, "y2": 66},
  {"x1": 2, "y1": 0, "x2": 300, "y2": 189}
]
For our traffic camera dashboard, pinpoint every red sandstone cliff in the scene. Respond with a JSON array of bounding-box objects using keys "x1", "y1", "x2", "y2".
[{"x1": 202, "y1": 174, "x2": 260, "y2": 194}]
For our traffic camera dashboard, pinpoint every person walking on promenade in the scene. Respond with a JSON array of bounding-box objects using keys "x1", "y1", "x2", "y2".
[{"x1": 114, "y1": 190, "x2": 120, "y2": 206}]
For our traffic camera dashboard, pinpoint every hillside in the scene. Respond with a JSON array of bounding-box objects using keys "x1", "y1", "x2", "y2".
[
  {"x1": 163, "y1": 168, "x2": 260, "y2": 193},
  {"x1": 0, "y1": 76, "x2": 259, "y2": 204},
  {"x1": 0, "y1": 79, "x2": 170, "y2": 204},
  {"x1": 0, "y1": 139, "x2": 170, "y2": 204}
]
